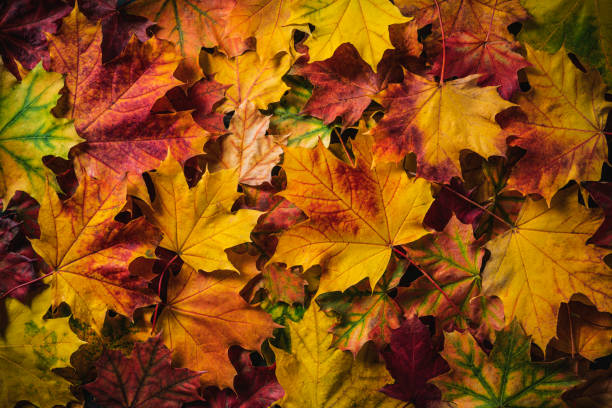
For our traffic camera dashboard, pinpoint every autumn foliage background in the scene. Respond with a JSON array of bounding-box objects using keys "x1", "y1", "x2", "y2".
[{"x1": 0, "y1": 0, "x2": 611, "y2": 407}]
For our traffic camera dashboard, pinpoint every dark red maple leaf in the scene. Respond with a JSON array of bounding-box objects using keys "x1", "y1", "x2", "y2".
[
  {"x1": 0, "y1": 0, "x2": 71, "y2": 79},
  {"x1": 296, "y1": 42, "x2": 379, "y2": 127},
  {"x1": 85, "y1": 335, "x2": 202, "y2": 408},
  {"x1": 0, "y1": 215, "x2": 39, "y2": 303},
  {"x1": 583, "y1": 181, "x2": 612, "y2": 248},
  {"x1": 71, "y1": 0, "x2": 154, "y2": 62},
  {"x1": 200, "y1": 347, "x2": 283, "y2": 408},
  {"x1": 380, "y1": 316, "x2": 449, "y2": 408}
]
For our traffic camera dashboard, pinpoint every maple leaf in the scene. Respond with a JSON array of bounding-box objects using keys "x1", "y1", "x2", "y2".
[
  {"x1": 0, "y1": 0, "x2": 71, "y2": 79},
  {"x1": 583, "y1": 182, "x2": 612, "y2": 247},
  {"x1": 85, "y1": 335, "x2": 201, "y2": 408},
  {"x1": 30, "y1": 169, "x2": 161, "y2": 332},
  {"x1": 380, "y1": 316, "x2": 449, "y2": 407},
  {"x1": 482, "y1": 185, "x2": 612, "y2": 348},
  {"x1": 504, "y1": 46, "x2": 612, "y2": 203},
  {"x1": 270, "y1": 75, "x2": 333, "y2": 148},
  {"x1": 270, "y1": 132, "x2": 434, "y2": 293},
  {"x1": 397, "y1": 217, "x2": 485, "y2": 331},
  {"x1": 227, "y1": 0, "x2": 295, "y2": 62},
  {"x1": 0, "y1": 216, "x2": 39, "y2": 302},
  {"x1": 372, "y1": 72, "x2": 514, "y2": 182},
  {"x1": 48, "y1": 7, "x2": 207, "y2": 184},
  {"x1": 431, "y1": 320, "x2": 579, "y2": 407},
  {"x1": 126, "y1": 0, "x2": 236, "y2": 80},
  {"x1": 201, "y1": 50, "x2": 291, "y2": 111},
  {"x1": 548, "y1": 300, "x2": 612, "y2": 362},
  {"x1": 288, "y1": 0, "x2": 411, "y2": 70},
  {"x1": 73, "y1": 0, "x2": 154, "y2": 62},
  {"x1": 317, "y1": 258, "x2": 406, "y2": 354},
  {"x1": 520, "y1": 0, "x2": 612, "y2": 88},
  {"x1": 206, "y1": 100, "x2": 287, "y2": 186},
  {"x1": 397, "y1": 0, "x2": 527, "y2": 43},
  {"x1": 0, "y1": 63, "x2": 82, "y2": 203},
  {"x1": 201, "y1": 347, "x2": 284, "y2": 408},
  {"x1": 272, "y1": 305, "x2": 406, "y2": 408},
  {"x1": 152, "y1": 264, "x2": 277, "y2": 387},
  {"x1": 431, "y1": 31, "x2": 529, "y2": 99},
  {"x1": 0, "y1": 289, "x2": 84, "y2": 408},
  {"x1": 296, "y1": 43, "x2": 380, "y2": 127},
  {"x1": 143, "y1": 154, "x2": 261, "y2": 274}
]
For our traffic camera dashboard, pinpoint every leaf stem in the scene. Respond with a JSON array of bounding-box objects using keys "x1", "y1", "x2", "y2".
[
  {"x1": 1, "y1": 271, "x2": 54, "y2": 299},
  {"x1": 151, "y1": 254, "x2": 179, "y2": 333},
  {"x1": 433, "y1": 0, "x2": 446, "y2": 85},
  {"x1": 335, "y1": 128, "x2": 355, "y2": 167}
]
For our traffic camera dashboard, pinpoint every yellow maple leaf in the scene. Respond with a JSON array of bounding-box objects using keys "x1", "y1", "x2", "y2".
[
  {"x1": 201, "y1": 50, "x2": 291, "y2": 111},
  {"x1": 372, "y1": 72, "x2": 514, "y2": 182},
  {"x1": 0, "y1": 290, "x2": 85, "y2": 408},
  {"x1": 142, "y1": 154, "x2": 261, "y2": 273},
  {"x1": 270, "y1": 132, "x2": 433, "y2": 293},
  {"x1": 482, "y1": 185, "x2": 612, "y2": 348},
  {"x1": 288, "y1": 0, "x2": 411, "y2": 70},
  {"x1": 272, "y1": 305, "x2": 406, "y2": 408}
]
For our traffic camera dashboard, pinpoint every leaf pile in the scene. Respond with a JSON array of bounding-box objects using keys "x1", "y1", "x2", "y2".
[{"x1": 0, "y1": 0, "x2": 611, "y2": 407}]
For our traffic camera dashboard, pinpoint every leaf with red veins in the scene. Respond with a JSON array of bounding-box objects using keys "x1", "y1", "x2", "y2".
[
  {"x1": 296, "y1": 43, "x2": 380, "y2": 127},
  {"x1": 380, "y1": 316, "x2": 450, "y2": 407},
  {"x1": 48, "y1": 8, "x2": 208, "y2": 181},
  {"x1": 372, "y1": 72, "x2": 513, "y2": 182},
  {"x1": 431, "y1": 31, "x2": 529, "y2": 99},
  {"x1": 398, "y1": 217, "x2": 484, "y2": 332},
  {"x1": 202, "y1": 347, "x2": 284, "y2": 408},
  {"x1": 0, "y1": 0, "x2": 71, "y2": 79},
  {"x1": 583, "y1": 182, "x2": 612, "y2": 248},
  {"x1": 70, "y1": 0, "x2": 154, "y2": 62},
  {"x1": 316, "y1": 258, "x2": 406, "y2": 354},
  {"x1": 85, "y1": 335, "x2": 201, "y2": 408},
  {"x1": 189, "y1": 75, "x2": 229, "y2": 136},
  {"x1": 207, "y1": 100, "x2": 287, "y2": 186},
  {"x1": 30, "y1": 169, "x2": 161, "y2": 332},
  {"x1": 0, "y1": 217, "x2": 39, "y2": 302}
]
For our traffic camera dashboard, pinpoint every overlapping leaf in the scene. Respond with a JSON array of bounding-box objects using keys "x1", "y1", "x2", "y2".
[
  {"x1": 31, "y1": 169, "x2": 161, "y2": 331},
  {"x1": 482, "y1": 186, "x2": 612, "y2": 348},
  {"x1": 432, "y1": 320, "x2": 578, "y2": 407},
  {"x1": 271, "y1": 132, "x2": 433, "y2": 292},
  {"x1": 0, "y1": 289, "x2": 84, "y2": 408},
  {"x1": 0, "y1": 63, "x2": 82, "y2": 203},
  {"x1": 372, "y1": 72, "x2": 513, "y2": 182},
  {"x1": 152, "y1": 264, "x2": 277, "y2": 387},
  {"x1": 143, "y1": 154, "x2": 260, "y2": 273},
  {"x1": 272, "y1": 305, "x2": 405, "y2": 408},
  {"x1": 503, "y1": 46, "x2": 612, "y2": 202}
]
